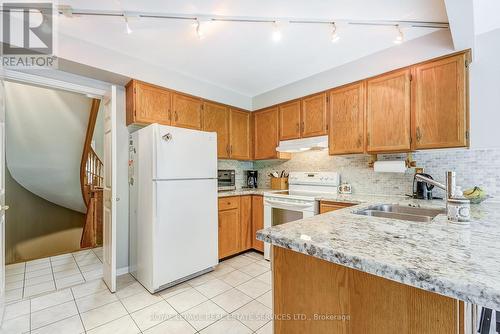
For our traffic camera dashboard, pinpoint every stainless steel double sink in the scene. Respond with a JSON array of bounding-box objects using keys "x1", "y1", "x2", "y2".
[{"x1": 354, "y1": 204, "x2": 446, "y2": 222}]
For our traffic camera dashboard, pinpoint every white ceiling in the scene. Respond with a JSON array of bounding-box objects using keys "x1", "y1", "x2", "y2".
[{"x1": 59, "y1": 0, "x2": 448, "y2": 97}]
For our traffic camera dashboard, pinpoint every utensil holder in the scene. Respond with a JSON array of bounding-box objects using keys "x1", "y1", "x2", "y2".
[{"x1": 271, "y1": 177, "x2": 288, "y2": 190}]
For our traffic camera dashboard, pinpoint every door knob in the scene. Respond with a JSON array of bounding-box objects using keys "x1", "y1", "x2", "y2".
[{"x1": 0, "y1": 205, "x2": 10, "y2": 211}]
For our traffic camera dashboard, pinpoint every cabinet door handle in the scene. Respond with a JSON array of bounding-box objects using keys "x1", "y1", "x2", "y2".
[
  {"x1": 301, "y1": 122, "x2": 305, "y2": 133},
  {"x1": 168, "y1": 110, "x2": 172, "y2": 121},
  {"x1": 230, "y1": 145, "x2": 233, "y2": 156},
  {"x1": 357, "y1": 135, "x2": 362, "y2": 148},
  {"x1": 296, "y1": 123, "x2": 300, "y2": 132},
  {"x1": 367, "y1": 133, "x2": 370, "y2": 145},
  {"x1": 416, "y1": 127, "x2": 422, "y2": 142},
  {"x1": 174, "y1": 111, "x2": 178, "y2": 122},
  {"x1": 226, "y1": 144, "x2": 230, "y2": 157}
]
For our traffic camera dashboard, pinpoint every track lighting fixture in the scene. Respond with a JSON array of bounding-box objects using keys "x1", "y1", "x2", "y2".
[
  {"x1": 124, "y1": 17, "x2": 132, "y2": 34},
  {"x1": 272, "y1": 21, "x2": 282, "y2": 42},
  {"x1": 393, "y1": 25, "x2": 404, "y2": 44},
  {"x1": 331, "y1": 23, "x2": 339, "y2": 43}
]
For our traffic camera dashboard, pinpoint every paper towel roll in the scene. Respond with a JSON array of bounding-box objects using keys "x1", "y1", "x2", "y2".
[{"x1": 373, "y1": 160, "x2": 407, "y2": 173}]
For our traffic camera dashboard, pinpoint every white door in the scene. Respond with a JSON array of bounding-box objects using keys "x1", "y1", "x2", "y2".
[
  {"x1": 0, "y1": 79, "x2": 7, "y2": 308},
  {"x1": 103, "y1": 86, "x2": 117, "y2": 292}
]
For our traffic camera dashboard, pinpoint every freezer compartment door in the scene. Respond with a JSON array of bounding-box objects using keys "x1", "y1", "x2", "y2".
[
  {"x1": 154, "y1": 179, "x2": 218, "y2": 287},
  {"x1": 155, "y1": 125, "x2": 217, "y2": 180}
]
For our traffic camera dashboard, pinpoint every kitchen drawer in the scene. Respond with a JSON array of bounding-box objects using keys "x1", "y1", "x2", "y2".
[
  {"x1": 218, "y1": 196, "x2": 240, "y2": 211},
  {"x1": 319, "y1": 201, "x2": 356, "y2": 214}
]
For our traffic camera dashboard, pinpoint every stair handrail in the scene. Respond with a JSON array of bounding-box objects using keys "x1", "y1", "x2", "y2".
[{"x1": 80, "y1": 99, "x2": 101, "y2": 207}]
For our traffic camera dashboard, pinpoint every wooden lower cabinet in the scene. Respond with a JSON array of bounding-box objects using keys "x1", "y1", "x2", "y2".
[
  {"x1": 251, "y1": 195, "x2": 264, "y2": 252},
  {"x1": 319, "y1": 201, "x2": 356, "y2": 214},
  {"x1": 218, "y1": 197, "x2": 241, "y2": 259},
  {"x1": 240, "y1": 196, "x2": 253, "y2": 251},
  {"x1": 218, "y1": 195, "x2": 264, "y2": 259},
  {"x1": 273, "y1": 246, "x2": 463, "y2": 334}
]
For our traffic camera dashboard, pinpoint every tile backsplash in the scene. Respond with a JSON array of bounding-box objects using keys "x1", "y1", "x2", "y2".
[
  {"x1": 250, "y1": 148, "x2": 500, "y2": 200},
  {"x1": 217, "y1": 159, "x2": 253, "y2": 188}
]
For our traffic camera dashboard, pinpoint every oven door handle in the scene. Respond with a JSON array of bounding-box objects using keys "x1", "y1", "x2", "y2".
[{"x1": 265, "y1": 199, "x2": 313, "y2": 209}]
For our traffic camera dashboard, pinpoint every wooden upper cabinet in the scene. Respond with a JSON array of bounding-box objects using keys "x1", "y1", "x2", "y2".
[
  {"x1": 229, "y1": 109, "x2": 252, "y2": 160},
  {"x1": 412, "y1": 52, "x2": 469, "y2": 149},
  {"x1": 366, "y1": 69, "x2": 411, "y2": 153},
  {"x1": 171, "y1": 93, "x2": 203, "y2": 130},
  {"x1": 254, "y1": 107, "x2": 280, "y2": 159},
  {"x1": 126, "y1": 80, "x2": 171, "y2": 126},
  {"x1": 279, "y1": 100, "x2": 301, "y2": 140},
  {"x1": 203, "y1": 102, "x2": 230, "y2": 159},
  {"x1": 301, "y1": 92, "x2": 328, "y2": 138},
  {"x1": 329, "y1": 82, "x2": 365, "y2": 155}
]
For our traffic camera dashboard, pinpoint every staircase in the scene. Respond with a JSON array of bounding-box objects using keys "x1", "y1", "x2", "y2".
[{"x1": 80, "y1": 99, "x2": 104, "y2": 248}]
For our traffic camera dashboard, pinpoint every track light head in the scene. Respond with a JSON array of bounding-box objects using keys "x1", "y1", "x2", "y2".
[
  {"x1": 272, "y1": 21, "x2": 282, "y2": 42},
  {"x1": 393, "y1": 25, "x2": 404, "y2": 44},
  {"x1": 331, "y1": 23, "x2": 339, "y2": 43}
]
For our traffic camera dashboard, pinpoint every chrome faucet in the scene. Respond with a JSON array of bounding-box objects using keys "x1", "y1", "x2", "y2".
[
  {"x1": 414, "y1": 171, "x2": 470, "y2": 222},
  {"x1": 415, "y1": 171, "x2": 456, "y2": 201}
]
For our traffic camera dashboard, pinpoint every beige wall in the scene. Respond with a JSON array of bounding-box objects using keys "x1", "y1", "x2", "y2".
[{"x1": 5, "y1": 167, "x2": 85, "y2": 264}]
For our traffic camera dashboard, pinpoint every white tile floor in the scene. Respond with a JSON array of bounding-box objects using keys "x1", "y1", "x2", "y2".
[
  {"x1": 1, "y1": 251, "x2": 272, "y2": 334},
  {"x1": 4, "y1": 248, "x2": 104, "y2": 304}
]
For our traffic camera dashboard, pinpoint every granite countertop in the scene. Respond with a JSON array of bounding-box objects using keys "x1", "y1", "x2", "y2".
[
  {"x1": 218, "y1": 188, "x2": 276, "y2": 197},
  {"x1": 257, "y1": 193, "x2": 500, "y2": 310}
]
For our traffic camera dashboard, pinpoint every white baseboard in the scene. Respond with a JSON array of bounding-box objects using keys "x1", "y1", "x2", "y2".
[{"x1": 116, "y1": 266, "x2": 129, "y2": 276}]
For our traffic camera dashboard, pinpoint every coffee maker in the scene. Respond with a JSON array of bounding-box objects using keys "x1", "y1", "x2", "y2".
[
  {"x1": 413, "y1": 173, "x2": 435, "y2": 200},
  {"x1": 245, "y1": 170, "x2": 258, "y2": 188}
]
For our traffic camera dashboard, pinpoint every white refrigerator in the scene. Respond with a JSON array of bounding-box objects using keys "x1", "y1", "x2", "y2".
[{"x1": 129, "y1": 123, "x2": 218, "y2": 293}]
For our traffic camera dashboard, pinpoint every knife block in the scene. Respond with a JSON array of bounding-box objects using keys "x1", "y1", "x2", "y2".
[{"x1": 271, "y1": 177, "x2": 289, "y2": 190}]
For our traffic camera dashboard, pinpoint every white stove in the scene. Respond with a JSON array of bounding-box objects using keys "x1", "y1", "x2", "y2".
[{"x1": 263, "y1": 172, "x2": 340, "y2": 260}]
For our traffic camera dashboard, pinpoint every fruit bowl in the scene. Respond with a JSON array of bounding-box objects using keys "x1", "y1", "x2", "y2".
[{"x1": 463, "y1": 186, "x2": 490, "y2": 204}]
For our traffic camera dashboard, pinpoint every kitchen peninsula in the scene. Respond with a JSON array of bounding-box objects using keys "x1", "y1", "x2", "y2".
[{"x1": 257, "y1": 195, "x2": 500, "y2": 334}]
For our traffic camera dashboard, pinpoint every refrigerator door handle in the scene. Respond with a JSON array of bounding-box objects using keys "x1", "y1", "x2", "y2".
[{"x1": 162, "y1": 133, "x2": 173, "y2": 142}]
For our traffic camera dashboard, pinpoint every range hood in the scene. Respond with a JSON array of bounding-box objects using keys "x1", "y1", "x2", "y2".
[{"x1": 276, "y1": 135, "x2": 328, "y2": 153}]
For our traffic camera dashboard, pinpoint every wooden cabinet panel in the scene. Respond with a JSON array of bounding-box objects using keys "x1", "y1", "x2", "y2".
[
  {"x1": 126, "y1": 81, "x2": 171, "y2": 126},
  {"x1": 273, "y1": 246, "x2": 463, "y2": 334},
  {"x1": 329, "y1": 82, "x2": 365, "y2": 155},
  {"x1": 218, "y1": 208, "x2": 241, "y2": 259},
  {"x1": 218, "y1": 196, "x2": 239, "y2": 211},
  {"x1": 301, "y1": 92, "x2": 328, "y2": 138},
  {"x1": 229, "y1": 109, "x2": 252, "y2": 160},
  {"x1": 203, "y1": 102, "x2": 230, "y2": 158},
  {"x1": 366, "y1": 69, "x2": 411, "y2": 153},
  {"x1": 240, "y1": 196, "x2": 252, "y2": 252},
  {"x1": 279, "y1": 100, "x2": 301, "y2": 140},
  {"x1": 254, "y1": 107, "x2": 279, "y2": 159},
  {"x1": 412, "y1": 53, "x2": 469, "y2": 149},
  {"x1": 172, "y1": 93, "x2": 203, "y2": 130},
  {"x1": 251, "y1": 195, "x2": 264, "y2": 252},
  {"x1": 218, "y1": 197, "x2": 241, "y2": 259},
  {"x1": 319, "y1": 201, "x2": 356, "y2": 214}
]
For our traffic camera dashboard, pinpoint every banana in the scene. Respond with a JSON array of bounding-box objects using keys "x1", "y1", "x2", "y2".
[{"x1": 463, "y1": 186, "x2": 487, "y2": 203}]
